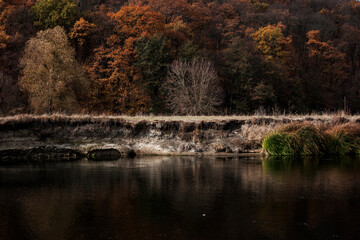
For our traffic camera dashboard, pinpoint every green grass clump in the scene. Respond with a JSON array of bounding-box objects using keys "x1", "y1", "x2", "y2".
[
  {"x1": 296, "y1": 126, "x2": 325, "y2": 155},
  {"x1": 262, "y1": 122, "x2": 360, "y2": 156},
  {"x1": 324, "y1": 124, "x2": 360, "y2": 155},
  {"x1": 262, "y1": 132, "x2": 300, "y2": 156},
  {"x1": 325, "y1": 133, "x2": 353, "y2": 155},
  {"x1": 262, "y1": 124, "x2": 324, "y2": 156}
]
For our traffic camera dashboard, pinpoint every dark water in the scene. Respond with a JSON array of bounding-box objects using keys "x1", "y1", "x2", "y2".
[{"x1": 1, "y1": 156, "x2": 360, "y2": 240}]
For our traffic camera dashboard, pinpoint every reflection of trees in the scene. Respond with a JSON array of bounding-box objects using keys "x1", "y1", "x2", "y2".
[{"x1": 0, "y1": 156, "x2": 359, "y2": 239}]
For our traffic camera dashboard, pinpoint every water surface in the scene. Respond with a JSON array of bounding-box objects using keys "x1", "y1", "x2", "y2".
[{"x1": 0, "y1": 156, "x2": 360, "y2": 240}]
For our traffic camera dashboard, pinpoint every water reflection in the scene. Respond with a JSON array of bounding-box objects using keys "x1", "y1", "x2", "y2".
[{"x1": 0, "y1": 156, "x2": 359, "y2": 240}]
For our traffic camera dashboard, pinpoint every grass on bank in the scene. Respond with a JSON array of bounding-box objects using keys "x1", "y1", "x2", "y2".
[
  {"x1": 262, "y1": 122, "x2": 360, "y2": 156},
  {"x1": 0, "y1": 111, "x2": 359, "y2": 125}
]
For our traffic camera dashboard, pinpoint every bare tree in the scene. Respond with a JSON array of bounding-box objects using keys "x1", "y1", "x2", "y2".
[{"x1": 163, "y1": 58, "x2": 222, "y2": 115}]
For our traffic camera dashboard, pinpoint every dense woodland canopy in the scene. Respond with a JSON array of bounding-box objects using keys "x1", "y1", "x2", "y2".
[{"x1": 0, "y1": 0, "x2": 360, "y2": 115}]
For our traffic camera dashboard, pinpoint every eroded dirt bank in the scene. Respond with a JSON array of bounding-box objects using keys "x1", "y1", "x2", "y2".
[{"x1": 0, "y1": 115, "x2": 357, "y2": 160}]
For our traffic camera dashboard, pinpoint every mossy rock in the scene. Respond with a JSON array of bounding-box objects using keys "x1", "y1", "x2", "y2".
[{"x1": 87, "y1": 149, "x2": 122, "y2": 161}]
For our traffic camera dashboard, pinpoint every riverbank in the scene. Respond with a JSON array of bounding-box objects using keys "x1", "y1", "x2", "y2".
[{"x1": 0, "y1": 114, "x2": 359, "y2": 161}]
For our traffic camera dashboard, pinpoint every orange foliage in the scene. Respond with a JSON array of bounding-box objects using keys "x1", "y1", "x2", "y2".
[
  {"x1": 70, "y1": 18, "x2": 96, "y2": 46},
  {"x1": 0, "y1": 0, "x2": 34, "y2": 74},
  {"x1": 110, "y1": 4, "x2": 165, "y2": 39},
  {"x1": 89, "y1": 45, "x2": 150, "y2": 114},
  {"x1": 0, "y1": 25, "x2": 9, "y2": 49},
  {"x1": 306, "y1": 30, "x2": 349, "y2": 108},
  {"x1": 307, "y1": 30, "x2": 346, "y2": 62},
  {"x1": 252, "y1": 22, "x2": 292, "y2": 62},
  {"x1": 348, "y1": 0, "x2": 360, "y2": 15},
  {"x1": 164, "y1": 16, "x2": 192, "y2": 51},
  {"x1": 88, "y1": 4, "x2": 166, "y2": 113}
]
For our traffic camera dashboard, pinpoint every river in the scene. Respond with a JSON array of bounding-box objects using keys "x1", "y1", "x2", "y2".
[{"x1": 0, "y1": 156, "x2": 360, "y2": 240}]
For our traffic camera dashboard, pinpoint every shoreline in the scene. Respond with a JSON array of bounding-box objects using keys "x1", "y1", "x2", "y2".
[{"x1": 0, "y1": 114, "x2": 358, "y2": 162}]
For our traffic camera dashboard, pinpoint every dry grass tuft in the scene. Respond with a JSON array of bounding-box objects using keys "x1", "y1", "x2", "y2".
[
  {"x1": 324, "y1": 123, "x2": 360, "y2": 138},
  {"x1": 277, "y1": 122, "x2": 314, "y2": 133}
]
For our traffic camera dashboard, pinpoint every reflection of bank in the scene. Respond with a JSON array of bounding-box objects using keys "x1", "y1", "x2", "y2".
[
  {"x1": 255, "y1": 155, "x2": 360, "y2": 240},
  {"x1": 0, "y1": 156, "x2": 360, "y2": 240},
  {"x1": 104, "y1": 155, "x2": 360, "y2": 199},
  {"x1": 262, "y1": 155, "x2": 360, "y2": 175},
  {"x1": 260, "y1": 155, "x2": 360, "y2": 197},
  {"x1": 262, "y1": 156, "x2": 317, "y2": 174}
]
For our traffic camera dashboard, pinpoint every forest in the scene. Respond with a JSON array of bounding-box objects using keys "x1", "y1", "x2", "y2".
[{"x1": 0, "y1": 0, "x2": 360, "y2": 115}]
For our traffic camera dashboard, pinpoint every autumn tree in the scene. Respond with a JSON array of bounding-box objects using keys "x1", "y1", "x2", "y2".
[
  {"x1": 164, "y1": 17, "x2": 194, "y2": 56},
  {"x1": 69, "y1": 18, "x2": 96, "y2": 61},
  {"x1": 32, "y1": 0, "x2": 79, "y2": 30},
  {"x1": 163, "y1": 58, "x2": 223, "y2": 115},
  {"x1": 88, "y1": 4, "x2": 166, "y2": 113},
  {"x1": 110, "y1": 4, "x2": 165, "y2": 40},
  {"x1": 0, "y1": 0, "x2": 35, "y2": 57},
  {"x1": 89, "y1": 42, "x2": 151, "y2": 114},
  {"x1": 0, "y1": 25, "x2": 10, "y2": 113},
  {"x1": 20, "y1": 26, "x2": 88, "y2": 113},
  {"x1": 0, "y1": 0, "x2": 35, "y2": 113},
  {"x1": 252, "y1": 23, "x2": 292, "y2": 62},
  {"x1": 305, "y1": 29, "x2": 349, "y2": 110},
  {"x1": 165, "y1": 17, "x2": 193, "y2": 41},
  {"x1": 82, "y1": 4, "x2": 115, "y2": 49},
  {"x1": 0, "y1": 25, "x2": 9, "y2": 49}
]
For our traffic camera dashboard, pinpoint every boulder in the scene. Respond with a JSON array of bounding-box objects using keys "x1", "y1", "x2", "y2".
[{"x1": 87, "y1": 147, "x2": 136, "y2": 161}]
